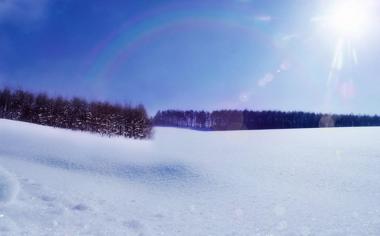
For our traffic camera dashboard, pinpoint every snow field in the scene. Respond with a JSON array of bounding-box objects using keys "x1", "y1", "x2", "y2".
[{"x1": 0, "y1": 119, "x2": 380, "y2": 235}]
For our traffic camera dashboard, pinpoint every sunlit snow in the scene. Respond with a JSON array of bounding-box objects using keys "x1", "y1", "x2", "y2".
[{"x1": 0, "y1": 119, "x2": 380, "y2": 235}]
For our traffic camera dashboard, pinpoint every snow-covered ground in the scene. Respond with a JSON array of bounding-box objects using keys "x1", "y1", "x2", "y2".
[{"x1": 0, "y1": 119, "x2": 380, "y2": 235}]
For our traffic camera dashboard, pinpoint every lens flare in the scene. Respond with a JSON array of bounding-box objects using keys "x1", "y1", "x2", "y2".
[{"x1": 314, "y1": 0, "x2": 376, "y2": 111}]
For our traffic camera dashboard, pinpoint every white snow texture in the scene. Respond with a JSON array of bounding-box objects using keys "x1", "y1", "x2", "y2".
[{"x1": 0, "y1": 118, "x2": 380, "y2": 235}]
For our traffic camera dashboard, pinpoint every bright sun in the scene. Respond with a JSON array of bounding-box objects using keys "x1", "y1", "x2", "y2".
[{"x1": 327, "y1": 0, "x2": 372, "y2": 37}]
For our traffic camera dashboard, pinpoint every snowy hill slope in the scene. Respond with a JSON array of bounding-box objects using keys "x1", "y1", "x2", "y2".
[{"x1": 0, "y1": 119, "x2": 380, "y2": 235}]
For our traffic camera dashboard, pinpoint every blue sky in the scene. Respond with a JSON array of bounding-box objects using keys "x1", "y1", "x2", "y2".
[{"x1": 0, "y1": 0, "x2": 379, "y2": 115}]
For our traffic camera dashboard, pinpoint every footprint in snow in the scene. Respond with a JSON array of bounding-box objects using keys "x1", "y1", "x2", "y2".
[
  {"x1": 39, "y1": 195, "x2": 56, "y2": 202},
  {"x1": 72, "y1": 203, "x2": 89, "y2": 211}
]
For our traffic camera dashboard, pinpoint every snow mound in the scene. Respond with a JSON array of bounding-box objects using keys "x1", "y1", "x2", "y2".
[{"x1": 0, "y1": 166, "x2": 19, "y2": 205}]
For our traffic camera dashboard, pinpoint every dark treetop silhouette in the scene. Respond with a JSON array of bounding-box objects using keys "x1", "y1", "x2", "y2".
[{"x1": 0, "y1": 88, "x2": 152, "y2": 139}]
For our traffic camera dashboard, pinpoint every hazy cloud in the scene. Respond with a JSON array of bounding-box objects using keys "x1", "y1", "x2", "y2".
[{"x1": 0, "y1": 0, "x2": 50, "y2": 23}]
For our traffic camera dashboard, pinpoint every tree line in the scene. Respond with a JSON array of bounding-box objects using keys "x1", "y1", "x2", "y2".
[
  {"x1": 154, "y1": 109, "x2": 380, "y2": 130},
  {"x1": 0, "y1": 88, "x2": 152, "y2": 139}
]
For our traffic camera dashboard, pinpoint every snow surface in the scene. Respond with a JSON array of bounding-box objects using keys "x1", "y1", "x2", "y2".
[{"x1": 1, "y1": 119, "x2": 380, "y2": 235}]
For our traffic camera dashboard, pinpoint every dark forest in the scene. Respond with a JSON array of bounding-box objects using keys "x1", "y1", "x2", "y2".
[
  {"x1": 154, "y1": 109, "x2": 380, "y2": 130},
  {"x1": 0, "y1": 88, "x2": 152, "y2": 139}
]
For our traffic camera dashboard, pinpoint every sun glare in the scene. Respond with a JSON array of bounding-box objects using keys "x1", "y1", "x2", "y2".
[
  {"x1": 327, "y1": 0, "x2": 372, "y2": 37},
  {"x1": 314, "y1": 0, "x2": 376, "y2": 100}
]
